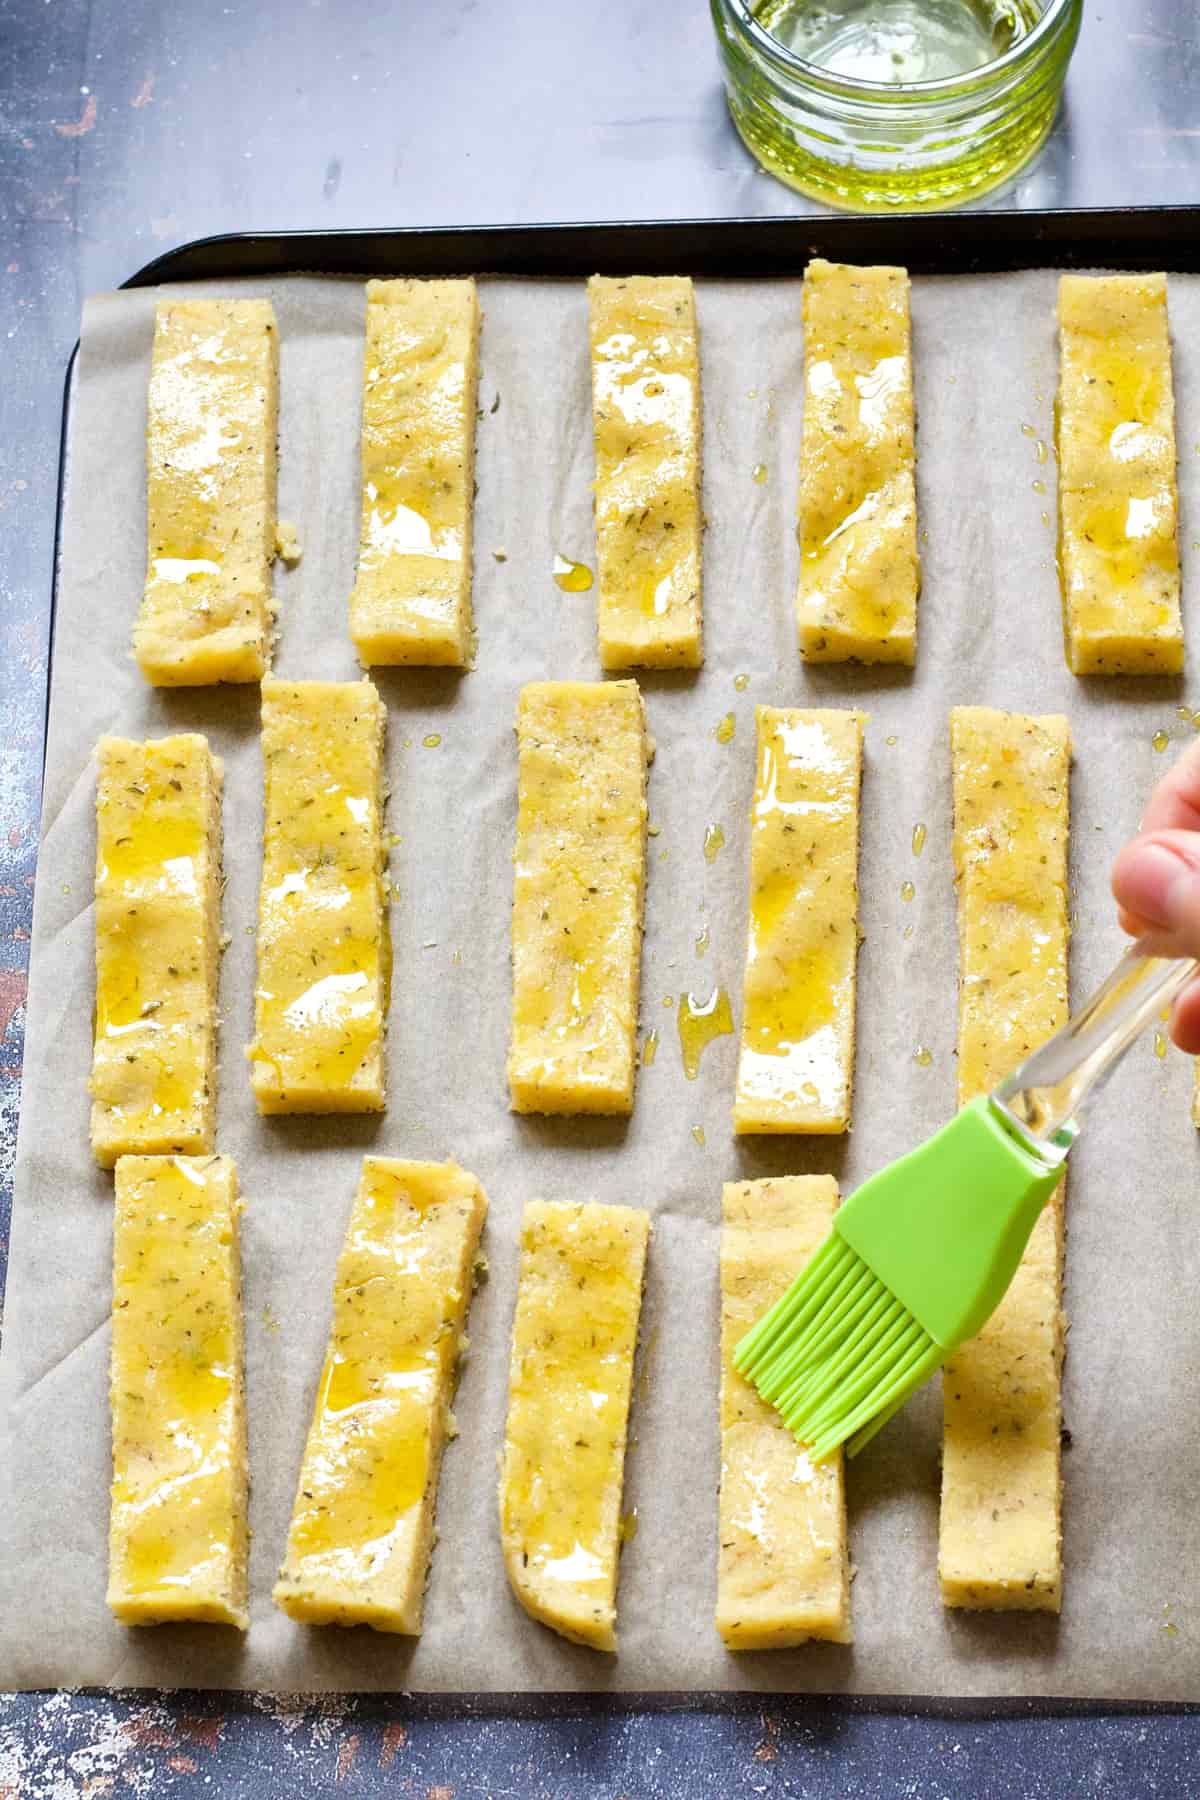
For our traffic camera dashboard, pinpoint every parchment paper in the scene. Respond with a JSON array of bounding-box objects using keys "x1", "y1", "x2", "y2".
[{"x1": 3, "y1": 267, "x2": 1200, "y2": 1701}]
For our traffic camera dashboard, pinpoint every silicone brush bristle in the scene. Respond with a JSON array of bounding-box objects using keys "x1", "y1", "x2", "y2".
[
  {"x1": 734, "y1": 1100, "x2": 1065, "y2": 1460},
  {"x1": 733, "y1": 1234, "x2": 945, "y2": 1463}
]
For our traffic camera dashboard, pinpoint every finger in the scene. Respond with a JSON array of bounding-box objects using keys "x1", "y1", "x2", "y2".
[
  {"x1": 1111, "y1": 830, "x2": 1200, "y2": 953},
  {"x1": 1139, "y1": 738, "x2": 1200, "y2": 833},
  {"x1": 1172, "y1": 974, "x2": 1200, "y2": 1053},
  {"x1": 1116, "y1": 903, "x2": 1156, "y2": 938},
  {"x1": 1127, "y1": 924, "x2": 1200, "y2": 960}
]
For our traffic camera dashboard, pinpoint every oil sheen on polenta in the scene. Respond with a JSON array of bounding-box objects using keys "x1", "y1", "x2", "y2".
[
  {"x1": 734, "y1": 708, "x2": 863, "y2": 1135},
  {"x1": 951, "y1": 709, "x2": 1070, "y2": 1099},
  {"x1": 717, "y1": 1177, "x2": 850, "y2": 1648},
  {"x1": 90, "y1": 734, "x2": 222, "y2": 1168},
  {"x1": 274, "y1": 1160, "x2": 487, "y2": 1634},
  {"x1": 249, "y1": 679, "x2": 389, "y2": 1114},
  {"x1": 135, "y1": 298, "x2": 279, "y2": 686},
  {"x1": 797, "y1": 260, "x2": 918, "y2": 666},
  {"x1": 508, "y1": 681, "x2": 649, "y2": 1115},
  {"x1": 498, "y1": 1200, "x2": 649, "y2": 1652},
  {"x1": 588, "y1": 275, "x2": 703, "y2": 670},
  {"x1": 1056, "y1": 273, "x2": 1181, "y2": 675},
  {"x1": 108, "y1": 1154, "x2": 248, "y2": 1628},
  {"x1": 940, "y1": 707, "x2": 1070, "y2": 1614},
  {"x1": 349, "y1": 279, "x2": 480, "y2": 668}
]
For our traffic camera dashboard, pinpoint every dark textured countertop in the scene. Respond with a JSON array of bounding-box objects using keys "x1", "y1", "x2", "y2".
[{"x1": 2, "y1": 0, "x2": 1199, "y2": 1791}]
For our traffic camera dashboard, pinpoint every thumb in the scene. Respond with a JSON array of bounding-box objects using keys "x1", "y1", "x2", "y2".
[{"x1": 1111, "y1": 830, "x2": 1200, "y2": 957}]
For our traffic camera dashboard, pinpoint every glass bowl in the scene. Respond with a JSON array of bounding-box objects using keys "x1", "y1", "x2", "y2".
[{"x1": 711, "y1": 0, "x2": 1083, "y2": 211}]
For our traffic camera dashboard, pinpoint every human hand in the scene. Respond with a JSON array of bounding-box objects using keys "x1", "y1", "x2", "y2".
[{"x1": 1111, "y1": 737, "x2": 1200, "y2": 1051}]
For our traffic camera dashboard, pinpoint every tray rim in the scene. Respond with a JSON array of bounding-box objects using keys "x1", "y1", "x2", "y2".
[{"x1": 119, "y1": 204, "x2": 1200, "y2": 286}]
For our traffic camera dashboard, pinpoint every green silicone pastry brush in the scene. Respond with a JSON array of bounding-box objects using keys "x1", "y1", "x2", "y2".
[{"x1": 735, "y1": 945, "x2": 1196, "y2": 1463}]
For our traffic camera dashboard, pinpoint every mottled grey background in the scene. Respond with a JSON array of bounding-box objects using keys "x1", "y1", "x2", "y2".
[{"x1": 4, "y1": 0, "x2": 1200, "y2": 1791}]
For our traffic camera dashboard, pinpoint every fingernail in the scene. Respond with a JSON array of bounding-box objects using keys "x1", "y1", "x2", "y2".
[{"x1": 1118, "y1": 842, "x2": 1200, "y2": 929}]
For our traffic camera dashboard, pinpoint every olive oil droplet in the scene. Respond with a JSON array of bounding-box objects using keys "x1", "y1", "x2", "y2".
[
  {"x1": 1035, "y1": 439, "x2": 1049, "y2": 465},
  {"x1": 642, "y1": 1028, "x2": 659, "y2": 1068},
  {"x1": 703, "y1": 823, "x2": 726, "y2": 863},
  {"x1": 677, "y1": 987, "x2": 734, "y2": 1079},
  {"x1": 914, "y1": 1045, "x2": 932, "y2": 1067},
  {"x1": 1154, "y1": 1030, "x2": 1168, "y2": 1059},
  {"x1": 691, "y1": 1124, "x2": 706, "y2": 1147},
  {"x1": 553, "y1": 554, "x2": 593, "y2": 592},
  {"x1": 901, "y1": 880, "x2": 916, "y2": 903},
  {"x1": 1021, "y1": 423, "x2": 1036, "y2": 438},
  {"x1": 1153, "y1": 729, "x2": 1170, "y2": 752},
  {"x1": 752, "y1": 462, "x2": 768, "y2": 485},
  {"x1": 1178, "y1": 706, "x2": 1193, "y2": 721},
  {"x1": 715, "y1": 712, "x2": 736, "y2": 744},
  {"x1": 423, "y1": 733, "x2": 442, "y2": 748},
  {"x1": 734, "y1": 672, "x2": 750, "y2": 692},
  {"x1": 886, "y1": 734, "x2": 898, "y2": 747},
  {"x1": 911, "y1": 822, "x2": 927, "y2": 857},
  {"x1": 620, "y1": 1508, "x2": 639, "y2": 1543},
  {"x1": 695, "y1": 924, "x2": 710, "y2": 957},
  {"x1": 1032, "y1": 478, "x2": 1046, "y2": 495}
]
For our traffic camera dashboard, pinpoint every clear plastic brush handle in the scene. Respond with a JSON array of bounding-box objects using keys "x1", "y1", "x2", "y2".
[{"x1": 993, "y1": 947, "x2": 1197, "y2": 1159}]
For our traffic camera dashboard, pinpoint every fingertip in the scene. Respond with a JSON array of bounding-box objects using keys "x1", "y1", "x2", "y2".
[
  {"x1": 1116, "y1": 904, "x2": 1152, "y2": 938},
  {"x1": 1110, "y1": 837, "x2": 1192, "y2": 930},
  {"x1": 1173, "y1": 979, "x2": 1200, "y2": 1054},
  {"x1": 1141, "y1": 736, "x2": 1200, "y2": 833}
]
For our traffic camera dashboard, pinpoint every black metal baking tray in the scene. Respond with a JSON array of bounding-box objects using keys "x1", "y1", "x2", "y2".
[
  {"x1": 122, "y1": 204, "x2": 1200, "y2": 285},
  {"x1": 39, "y1": 208, "x2": 1200, "y2": 1748}
]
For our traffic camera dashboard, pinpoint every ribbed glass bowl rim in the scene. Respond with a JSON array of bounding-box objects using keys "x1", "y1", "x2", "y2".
[{"x1": 718, "y1": 0, "x2": 1079, "y2": 102}]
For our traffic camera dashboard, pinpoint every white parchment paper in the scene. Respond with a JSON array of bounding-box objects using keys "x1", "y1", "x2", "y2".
[{"x1": 2, "y1": 268, "x2": 1199, "y2": 1699}]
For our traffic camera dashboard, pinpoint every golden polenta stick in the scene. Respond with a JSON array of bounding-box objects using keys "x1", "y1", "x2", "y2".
[
  {"x1": 1057, "y1": 274, "x2": 1181, "y2": 675},
  {"x1": 796, "y1": 260, "x2": 918, "y2": 666},
  {"x1": 349, "y1": 278, "x2": 480, "y2": 667},
  {"x1": 90, "y1": 734, "x2": 222, "y2": 1168},
  {"x1": 588, "y1": 275, "x2": 703, "y2": 670},
  {"x1": 108, "y1": 1154, "x2": 247, "y2": 1627},
  {"x1": 248, "y1": 679, "x2": 388, "y2": 1114},
  {"x1": 136, "y1": 298, "x2": 278, "y2": 685},
  {"x1": 498, "y1": 1200, "x2": 649, "y2": 1651},
  {"x1": 508, "y1": 681, "x2": 649, "y2": 1115},
  {"x1": 734, "y1": 707, "x2": 864, "y2": 1135},
  {"x1": 275, "y1": 1159, "x2": 487, "y2": 1634},
  {"x1": 940, "y1": 706, "x2": 1070, "y2": 1612},
  {"x1": 717, "y1": 1176, "x2": 851, "y2": 1648}
]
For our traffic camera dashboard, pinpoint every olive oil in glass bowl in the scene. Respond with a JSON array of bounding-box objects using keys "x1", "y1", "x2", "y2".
[{"x1": 711, "y1": 0, "x2": 1083, "y2": 210}]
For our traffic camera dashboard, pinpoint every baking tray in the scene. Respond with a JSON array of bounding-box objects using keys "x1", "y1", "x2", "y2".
[{"x1": 31, "y1": 207, "x2": 1200, "y2": 1716}]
